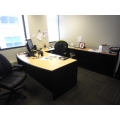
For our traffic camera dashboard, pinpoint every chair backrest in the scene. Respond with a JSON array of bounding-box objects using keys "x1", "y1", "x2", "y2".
[
  {"x1": 0, "y1": 54, "x2": 12, "y2": 78},
  {"x1": 54, "y1": 41, "x2": 70, "y2": 57}
]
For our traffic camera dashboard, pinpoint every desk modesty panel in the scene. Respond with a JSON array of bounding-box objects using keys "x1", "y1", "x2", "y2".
[{"x1": 16, "y1": 49, "x2": 78, "y2": 100}]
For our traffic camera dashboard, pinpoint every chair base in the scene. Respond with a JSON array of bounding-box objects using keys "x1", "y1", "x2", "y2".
[{"x1": 0, "y1": 85, "x2": 26, "y2": 105}]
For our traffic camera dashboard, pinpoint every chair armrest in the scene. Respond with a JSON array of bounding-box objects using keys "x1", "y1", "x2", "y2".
[
  {"x1": 12, "y1": 64, "x2": 23, "y2": 68},
  {"x1": 12, "y1": 64, "x2": 23, "y2": 71}
]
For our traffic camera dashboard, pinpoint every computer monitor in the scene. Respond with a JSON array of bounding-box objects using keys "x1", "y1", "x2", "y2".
[{"x1": 26, "y1": 39, "x2": 34, "y2": 53}]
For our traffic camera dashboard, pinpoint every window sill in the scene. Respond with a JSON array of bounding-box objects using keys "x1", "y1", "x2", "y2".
[
  {"x1": 49, "y1": 41, "x2": 56, "y2": 43},
  {"x1": 0, "y1": 45, "x2": 25, "y2": 51}
]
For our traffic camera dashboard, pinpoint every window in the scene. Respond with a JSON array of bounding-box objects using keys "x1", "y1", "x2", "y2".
[
  {"x1": 0, "y1": 15, "x2": 29, "y2": 49},
  {"x1": 47, "y1": 15, "x2": 60, "y2": 42},
  {"x1": 1, "y1": 16, "x2": 18, "y2": 23},
  {"x1": 5, "y1": 36, "x2": 22, "y2": 47}
]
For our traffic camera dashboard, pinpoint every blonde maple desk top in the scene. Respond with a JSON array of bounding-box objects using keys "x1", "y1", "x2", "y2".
[{"x1": 17, "y1": 48, "x2": 77, "y2": 71}]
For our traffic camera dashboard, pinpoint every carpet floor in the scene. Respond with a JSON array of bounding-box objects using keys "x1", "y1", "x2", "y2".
[{"x1": 0, "y1": 67, "x2": 120, "y2": 105}]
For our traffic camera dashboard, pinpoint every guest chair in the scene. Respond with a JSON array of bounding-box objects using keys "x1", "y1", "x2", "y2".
[
  {"x1": 54, "y1": 40, "x2": 70, "y2": 57},
  {"x1": 0, "y1": 54, "x2": 27, "y2": 104}
]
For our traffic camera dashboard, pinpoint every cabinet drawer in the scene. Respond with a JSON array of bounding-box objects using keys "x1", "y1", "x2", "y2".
[
  {"x1": 77, "y1": 50, "x2": 117, "y2": 66},
  {"x1": 78, "y1": 58, "x2": 114, "y2": 76}
]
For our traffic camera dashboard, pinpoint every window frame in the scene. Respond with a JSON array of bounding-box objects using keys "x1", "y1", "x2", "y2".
[{"x1": 0, "y1": 15, "x2": 27, "y2": 51}]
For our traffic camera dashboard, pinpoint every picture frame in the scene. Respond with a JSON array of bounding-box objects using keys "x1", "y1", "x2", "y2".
[
  {"x1": 79, "y1": 42, "x2": 85, "y2": 49},
  {"x1": 43, "y1": 31, "x2": 48, "y2": 37}
]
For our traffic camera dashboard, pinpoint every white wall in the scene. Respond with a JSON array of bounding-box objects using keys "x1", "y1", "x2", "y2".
[
  {"x1": 1, "y1": 15, "x2": 120, "y2": 63},
  {"x1": 59, "y1": 15, "x2": 120, "y2": 49},
  {"x1": 0, "y1": 47, "x2": 26, "y2": 63},
  {"x1": 27, "y1": 15, "x2": 49, "y2": 49}
]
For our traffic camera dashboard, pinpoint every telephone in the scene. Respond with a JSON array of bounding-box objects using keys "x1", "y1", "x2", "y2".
[{"x1": 109, "y1": 47, "x2": 120, "y2": 53}]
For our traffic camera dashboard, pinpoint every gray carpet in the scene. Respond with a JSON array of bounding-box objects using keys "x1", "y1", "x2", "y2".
[{"x1": 0, "y1": 67, "x2": 120, "y2": 105}]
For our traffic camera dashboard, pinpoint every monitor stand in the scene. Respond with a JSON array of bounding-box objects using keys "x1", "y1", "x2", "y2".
[{"x1": 26, "y1": 52, "x2": 36, "y2": 57}]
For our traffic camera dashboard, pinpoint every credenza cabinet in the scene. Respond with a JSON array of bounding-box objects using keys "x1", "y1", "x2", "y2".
[{"x1": 70, "y1": 49, "x2": 118, "y2": 77}]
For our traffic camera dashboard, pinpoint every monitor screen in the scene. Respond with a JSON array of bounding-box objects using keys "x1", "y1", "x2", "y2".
[{"x1": 26, "y1": 39, "x2": 34, "y2": 53}]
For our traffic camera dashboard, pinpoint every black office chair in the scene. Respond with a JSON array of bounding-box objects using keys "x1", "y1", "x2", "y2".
[
  {"x1": 0, "y1": 54, "x2": 27, "y2": 104},
  {"x1": 54, "y1": 40, "x2": 70, "y2": 57}
]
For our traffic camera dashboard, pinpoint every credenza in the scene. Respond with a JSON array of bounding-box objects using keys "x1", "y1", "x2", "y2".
[{"x1": 69, "y1": 47, "x2": 118, "y2": 77}]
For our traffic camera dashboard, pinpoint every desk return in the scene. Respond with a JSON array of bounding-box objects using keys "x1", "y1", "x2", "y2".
[{"x1": 69, "y1": 47, "x2": 118, "y2": 77}]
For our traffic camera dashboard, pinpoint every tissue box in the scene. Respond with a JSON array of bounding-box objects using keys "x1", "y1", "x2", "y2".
[{"x1": 98, "y1": 44, "x2": 110, "y2": 53}]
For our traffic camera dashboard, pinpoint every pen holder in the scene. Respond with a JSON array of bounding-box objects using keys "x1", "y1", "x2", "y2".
[
  {"x1": 38, "y1": 51, "x2": 44, "y2": 56},
  {"x1": 41, "y1": 51, "x2": 43, "y2": 56}
]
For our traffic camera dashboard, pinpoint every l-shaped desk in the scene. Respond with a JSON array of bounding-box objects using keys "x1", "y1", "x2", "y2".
[
  {"x1": 16, "y1": 47, "x2": 118, "y2": 99},
  {"x1": 16, "y1": 48, "x2": 78, "y2": 100}
]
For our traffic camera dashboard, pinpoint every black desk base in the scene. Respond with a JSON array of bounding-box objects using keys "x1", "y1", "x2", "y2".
[
  {"x1": 69, "y1": 49, "x2": 118, "y2": 77},
  {"x1": 17, "y1": 57, "x2": 78, "y2": 100}
]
